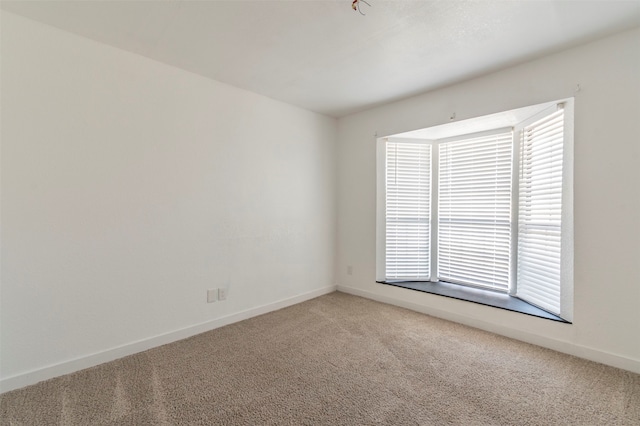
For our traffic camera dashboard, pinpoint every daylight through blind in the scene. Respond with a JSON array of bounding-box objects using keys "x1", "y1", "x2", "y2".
[
  {"x1": 516, "y1": 107, "x2": 565, "y2": 314},
  {"x1": 438, "y1": 132, "x2": 513, "y2": 290},
  {"x1": 385, "y1": 141, "x2": 431, "y2": 280}
]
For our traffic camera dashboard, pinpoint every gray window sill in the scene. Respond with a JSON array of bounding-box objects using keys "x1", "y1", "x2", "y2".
[{"x1": 377, "y1": 280, "x2": 570, "y2": 323}]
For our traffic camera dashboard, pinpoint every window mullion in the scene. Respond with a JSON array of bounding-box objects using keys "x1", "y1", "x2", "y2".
[
  {"x1": 430, "y1": 141, "x2": 439, "y2": 282},
  {"x1": 509, "y1": 127, "x2": 521, "y2": 295}
]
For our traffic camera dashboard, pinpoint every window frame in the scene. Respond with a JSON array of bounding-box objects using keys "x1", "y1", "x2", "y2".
[
  {"x1": 513, "y1": 103, "x2": 574, "y2": 321},
  {"x1": 376, "y1": 99, "x2": 574, "y2": 322},
  {"x1": 384, "y1": 139, "x2": 432, "y2": 280},
  {"x1": 437, "y1": 128, "x2": 514, "y2": 292}
]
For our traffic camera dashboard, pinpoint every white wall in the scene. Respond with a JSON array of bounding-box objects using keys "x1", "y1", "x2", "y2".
[
  {"x1": 337, "y1": 28, "x2": 640, "y2": 373},
  {"x1": 0, "y1": 12, "x2": 337, "y2": 391}
]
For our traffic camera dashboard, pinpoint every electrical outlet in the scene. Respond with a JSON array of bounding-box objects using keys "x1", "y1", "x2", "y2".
[
  {"x1": 207, "y1": 289, "x2": 217, "y2": 303},
  {"x1": 347, "y1": 265, "x2": 353, "y2": 275},
  {"x1": 218, "y1": 288, "x2": 228, "y2": 301}
]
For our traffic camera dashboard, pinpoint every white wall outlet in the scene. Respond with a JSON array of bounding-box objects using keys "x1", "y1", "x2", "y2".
[
  {"x1": 347, "y1": 265, "x2": 353, "y2": 275},
  {"x1": 207, "y1": 289, "x2": 217, "y2": 303},
  {"x1": 218, "y1": 288, "x2": 228, "y2": 301}
]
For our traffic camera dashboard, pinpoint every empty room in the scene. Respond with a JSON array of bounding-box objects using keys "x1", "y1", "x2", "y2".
[{"x1": 1, "y1": 0, "x2": 639, "y2": 424}]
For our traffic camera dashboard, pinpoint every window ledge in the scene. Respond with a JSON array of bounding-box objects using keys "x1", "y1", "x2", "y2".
[{"x1": 377, "y1": 280, "x2": 570, "y2": 323}]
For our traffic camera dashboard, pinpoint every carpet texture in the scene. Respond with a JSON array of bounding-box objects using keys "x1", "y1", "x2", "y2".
[{"x1": 1, "y1": 292, "x2": 639, "y2": 425}]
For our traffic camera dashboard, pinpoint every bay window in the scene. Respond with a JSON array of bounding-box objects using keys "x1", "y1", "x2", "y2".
[{"x1": 376, "y1": 100, "x2": 573, "y2": 322}]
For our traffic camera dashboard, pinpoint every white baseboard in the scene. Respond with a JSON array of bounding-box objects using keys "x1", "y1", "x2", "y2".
[
  {"x1": 336, "y1": 284, "x2": 640, "y2": 374},
  {"x1": 1, "y1": 285, "x2": 337, "y2": 394}
]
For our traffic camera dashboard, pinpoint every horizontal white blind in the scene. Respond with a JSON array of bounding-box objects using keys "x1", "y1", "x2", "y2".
[
  {"x1": 517, "y1": 108, "x2": 564, "y2": 314},
  {"x1": 385, "y1": 141, "x2": 431, "y2": 280},
  {"x1": 438, "y1": 132, "x2": 513, "y2": 290}
]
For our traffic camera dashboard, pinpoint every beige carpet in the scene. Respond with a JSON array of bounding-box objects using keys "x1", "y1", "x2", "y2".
[{"x1": 1, "y1": 292, "x2": 639, "y2": 425}]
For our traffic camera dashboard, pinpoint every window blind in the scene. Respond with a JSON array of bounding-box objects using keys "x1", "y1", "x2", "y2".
[
  {"x1": 385, "y1": 141, "x2": 431, "y2": 280},
  {"x1": 516, "y1": 108, "x2": 564, "y2": 314},
  {"x1": 438, "y1": 132, "x2": 513, "y2": 290}
]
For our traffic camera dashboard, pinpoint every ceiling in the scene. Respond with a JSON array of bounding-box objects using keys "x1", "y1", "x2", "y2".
[{"x1": 2, "y1": 0, "x2": 639, "y2": 117}]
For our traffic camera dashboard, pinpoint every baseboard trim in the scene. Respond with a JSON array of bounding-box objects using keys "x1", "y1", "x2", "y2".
[
  {"x1": 1, "y1": 285, "x2": 337, "y2": 394},
  {"x1": 336, "y1": 284, "x2": 640, "y2": 374}
]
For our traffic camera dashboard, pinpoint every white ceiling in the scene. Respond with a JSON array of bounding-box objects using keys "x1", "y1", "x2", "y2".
[{"x1": 2, "y1": 0, "x2": 639, "y2": 117}]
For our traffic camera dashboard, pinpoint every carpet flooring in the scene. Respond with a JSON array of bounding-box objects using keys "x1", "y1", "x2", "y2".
[{"x1": 1, "y1": 292, "x2": 639, "y2": 425}]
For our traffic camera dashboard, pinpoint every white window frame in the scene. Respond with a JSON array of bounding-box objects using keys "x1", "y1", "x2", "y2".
[
  {"x1": 437, "y1": 128, "x2": 514, "y2": 291},
  {"x1": 513, "y1": 103, "x2": 574, "y2": 321},
  {"x1": 384, "y1": 138, "x2": 432, "y2": 280},
  {"x1": 376, "y1": 99, "x2": 574, "y2": 321}
]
